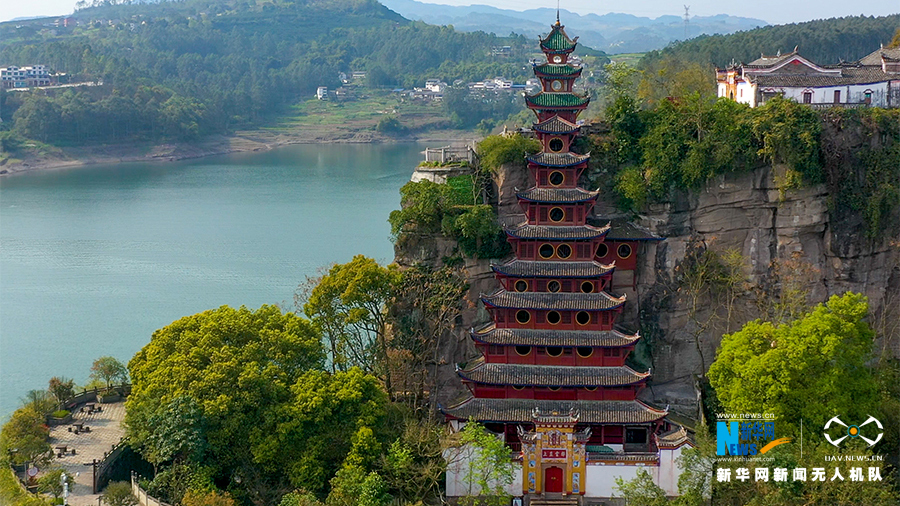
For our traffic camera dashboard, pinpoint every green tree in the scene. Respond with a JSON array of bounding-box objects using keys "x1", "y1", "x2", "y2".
[
  {"x1": 47, "y1": 377, "x2": 75, "y2": 405},
  {"x1": 125, "y1": 305, "x2": 325, "y2": 503},
  {"x1": 708, "y1": 293, "x2": 880, "y2": 436},
  {"x1": 449, "y1": 421, "x2": 515, "y2": 505},
  {"x1": 303, "y1": 256, "x2": 400, "y2": 395},
  {"x1": 101, "y1": 481, "x2": 139, "y2": 506},
  {"x1": 254, "y1": 368, "x2": 390, "y2": 495},
  {"x1": 613, "y1": 468, "x2": 668, "y2": 506},
  {"x1": 141, "y1": 396, "x2": 207, "y2": 473},
  {"x1": 0, "y1": 406, "x2": 51, "y2": 466},
  {"x1": 181, "y1": 489, "x2": 236, "y2": 506},
  {"x1": 36, "y1": 468, "x2": 75, "y2": 499},
  {"x1": 389, "y1": 180, "x2": 448, "y2": 237},
  {"x1": 90, "y1": 356, "x2": 128, "y2": 391}
]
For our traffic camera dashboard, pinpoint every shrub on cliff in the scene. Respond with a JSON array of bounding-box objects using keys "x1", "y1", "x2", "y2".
[{"x1": 476, "y1": 134, "x2": 540, "y2": 172}]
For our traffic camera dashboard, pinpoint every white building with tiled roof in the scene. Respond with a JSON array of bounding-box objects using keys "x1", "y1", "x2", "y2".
[{"x1": 717, "y1": 46, "x2": 900, "y2": 108}]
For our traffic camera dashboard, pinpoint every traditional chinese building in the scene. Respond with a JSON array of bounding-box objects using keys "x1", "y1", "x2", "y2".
[
  {"x1": 443, "y1": 19, "x2": 691, "y2": 501},
  {"x1": 716, "y1": 46, "x2": 900, "y2": 108}
]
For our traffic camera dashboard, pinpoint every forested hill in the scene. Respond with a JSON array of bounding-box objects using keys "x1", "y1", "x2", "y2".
[
  {"x1": 0, "y1": 0, "x2": 531, "y2": 145},
  {"x1": 642, "y1": 14, "x2": 900, "y2": 68}
]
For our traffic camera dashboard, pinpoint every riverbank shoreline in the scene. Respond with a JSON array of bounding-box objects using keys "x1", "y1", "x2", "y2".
[{"x1": 0, "y1": 127, "x2": 479, "y2": 177}]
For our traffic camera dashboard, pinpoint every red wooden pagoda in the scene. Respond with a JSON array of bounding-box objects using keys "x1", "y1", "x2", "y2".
[{"x1": 443, "y1": 20, "x2": 687, "y2": 498}]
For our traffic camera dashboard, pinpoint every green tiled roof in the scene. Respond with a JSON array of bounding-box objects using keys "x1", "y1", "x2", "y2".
[
  {"x1": 534, "y1": 63, "x2": 582, "y2": 76},
  {"x1": 540, "y1": 25, "x2": 578, "y2": 51},
  {"x1": 525, "y1": 92, "x2": 590, "y2": 108}
]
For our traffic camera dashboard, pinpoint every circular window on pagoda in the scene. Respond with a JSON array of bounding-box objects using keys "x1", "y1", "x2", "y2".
[
  {"x1": 549, "y1": 171, "x2": 565, "y2": 186},
  {"x1": 551, "y1": 80, "x2": 563, "y2": 92},
  {"x1": 512, "y1": 384, "x2": 525, "y2": 390},
  {"x1": 516, "y1": 310, "x2": 531, "y2": 324},
  {"x1": 548, "y1": 386, "x2": 561, "y2": 391},
  {"x1": 581, "y1": 281, "x2": 594, "y2": 293},
  {"x1": 576, "y1": 346, "x2": 593, "y2": 358},
  {"x1": 547, "y1": 346, "x2": 563, "y2": 357},
  {"x1": 617, "y1": 243, "x2": 633, "y2": 259},
  {"x1": 584, "y1": 386, "x2": 598, "y2": 391},
  {"x1": 548, "y1": 138, "x2": 564, "y2": 152},
  {"x1": 515, "y1": 280, "x2": 529, "y2": 292},
  {"x1": 515, "y1": 345, "x2": 532, "y2": 356},
  {"x1": 539, "y1": 244, "x2": 555, "y2": 259},
  {"x1": 549, "y1": 207, "x2": 565, "y2": 222},
  {"x1": 576, "y1": 311, "x2": 591, "y2": 326},
  {"x1": 546, "y1": 311, "x2": 561, "y2": 325},
  {"x1": 553, "y1": 55, "x2": 563, "y2": 63},
  {"x1": 596, "y1": 243, "x2": 609, "y2": 258},
  {"x1": 556, "y1": 244, "x2": 572, "y2": 259},
  {"x1": 547, "y1": 280, "x2": 561, "y2": 293}
]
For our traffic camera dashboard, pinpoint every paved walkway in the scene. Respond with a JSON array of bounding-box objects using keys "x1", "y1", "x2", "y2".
[{"x1": 46, "y1": 401, "x2": 126, "y2": 506}]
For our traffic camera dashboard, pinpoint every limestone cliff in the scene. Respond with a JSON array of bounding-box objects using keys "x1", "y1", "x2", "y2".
[{"x1": 394, "y1": 158, "x2": 900, "y2": 419}]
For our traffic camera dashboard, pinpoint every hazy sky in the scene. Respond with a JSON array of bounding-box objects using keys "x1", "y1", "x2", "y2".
[{"x1": 2, "y1": 0, "x2": 898, "y2": 25}]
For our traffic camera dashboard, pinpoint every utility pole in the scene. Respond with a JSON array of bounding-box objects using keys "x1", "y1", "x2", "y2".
[{"x1": 684, "y1": 5, "x2": 690, "y2": 40}]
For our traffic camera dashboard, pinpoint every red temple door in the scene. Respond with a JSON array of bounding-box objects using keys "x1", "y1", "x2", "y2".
[{"x1": 544, "y1": 466, "x2": 564, "y2": 493}]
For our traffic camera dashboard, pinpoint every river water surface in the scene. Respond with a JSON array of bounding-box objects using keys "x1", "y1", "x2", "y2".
[{"x1": 0, "y1": 143, "x2": 422, "y2": 418}]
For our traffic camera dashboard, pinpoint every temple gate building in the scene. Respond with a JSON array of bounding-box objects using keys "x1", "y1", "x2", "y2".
[{"x1": 443, "y1": 19, "x2": 692, "y2": 502}]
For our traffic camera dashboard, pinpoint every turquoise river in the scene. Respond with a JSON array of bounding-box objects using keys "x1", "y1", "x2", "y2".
[{"x1": 0, "y1": 143, "x2": 423, "y2": 419}]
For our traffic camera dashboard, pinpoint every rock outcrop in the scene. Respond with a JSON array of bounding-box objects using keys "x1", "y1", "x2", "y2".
[{"x1": 395, "y1": 160, "x2": 900, "y2": 419}]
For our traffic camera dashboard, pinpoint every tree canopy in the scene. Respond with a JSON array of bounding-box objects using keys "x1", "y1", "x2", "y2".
[
  {"x1": 90, "y1": 356, "x2": 129, "y2": 390},
  {"x1": 708, "y1": 293, "x2": 881, "y2": 436},
  {"x1": 125, "y1": 305, "x2": 327, "y2": 502}
]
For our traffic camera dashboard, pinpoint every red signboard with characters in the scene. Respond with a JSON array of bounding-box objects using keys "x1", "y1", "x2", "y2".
[{"x1": 541, "y1": 449, "x2": 567, "y2": 460}]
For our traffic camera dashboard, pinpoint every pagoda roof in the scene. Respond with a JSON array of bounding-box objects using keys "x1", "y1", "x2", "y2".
[
  {"x1": 596, "y1": 219, "x2": 664, "y2": 241},
  {"x1": 525, "y1": 92, "x2": 590, "y2": 109},
  {"x1": 471, "y1": 324, "x2": 640, "y2": 347},
  {"x1": 491, "y1": 258, "x2": 613, "y2": 278},
  {"x1": 516, "y1": 186, "x2": 598, "y2": 203},
  {"x1": 458, "y1": 358, "x2": 649, "y2": 387},
  {"x1": 533, "y1": 63, "x2": 583, "y2": 77},
  {"x1": 526, "y1": 151, "x2": 590, "y2": 167},
  {"x1": 532, "y1": 115, "x2": 580, "y2": 134},
  {"x1": 540, "y1": 23, "x2": 578, "y2": 52},
  {"x1": 441, "y1": 397, "x2": 667, "y2": 424},
  {"x1": 481, "y1": 288, "x2": 626, "y2": 311},
  {"x1": 505, "y1": 222, "x2": 610, "y2": 240},
  {"x1": 657, "y1": 426, "x2": 694, "y2": 449}
]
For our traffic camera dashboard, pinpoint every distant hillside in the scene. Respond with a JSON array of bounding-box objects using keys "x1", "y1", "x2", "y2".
[
  {"x1": 642, "y1": 14, "x2": 900, "y2": 67},
  {"x1": 0, "y1": 0, "x2": 532, "y2": 146},
  {"x1": 378, "y1": 0, "x2": 768, "y2": 53}
]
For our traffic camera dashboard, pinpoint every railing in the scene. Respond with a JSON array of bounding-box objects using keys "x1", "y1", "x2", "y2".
[
  {"x1": 805, "y1": 102, "x2": 870, "y2": 110},
  {"x1": 131, "y1": 472, "x2": 172, "y2": 506},
  {"x1": 586, "y1": 452, "x2": 659, "y2": 464},
  {"x1": 94, "y1": 440, "x2": 128, "y2": 493},
  {"x1": 424, "y1": 144, "x2": 476, "y2": 164}
]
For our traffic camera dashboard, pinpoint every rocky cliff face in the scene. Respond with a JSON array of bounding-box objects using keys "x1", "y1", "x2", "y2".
[
  {"x1": 394, "y1": 160, "x2": 900, "y2": 418},
  {"x1": 625, "y1": 164, "x2": 900, "y2": 416}
]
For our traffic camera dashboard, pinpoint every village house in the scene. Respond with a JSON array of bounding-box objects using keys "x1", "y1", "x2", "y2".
[
  {"x1": 0, "y1": 65, "x2": 51, "y2": 89},
  {"x1": 717, "y1": 46, "x2": 900, "y2": 108}
]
